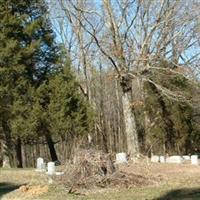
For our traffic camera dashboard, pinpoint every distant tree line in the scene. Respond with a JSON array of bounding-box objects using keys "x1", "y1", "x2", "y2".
[{"x1": 0, "y1": 0, "x2": 200, "y2": 168}]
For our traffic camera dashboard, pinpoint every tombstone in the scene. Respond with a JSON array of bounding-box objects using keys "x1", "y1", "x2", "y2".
[
  {"x1": 151, "y1": 155, "x2": 159, "y2": 163},
  {"x1": 166, "y1": 156, "x2": 183, "y2": 164},
  {"x1": 55, "y1": 172, "x2": 64, "y2": 176},
  {"x1": 36, "y1": 157, "x2": 44, "y2": 171},
  {"x1": 159, "y1": 156, "x2": 165, "y2": 163},
  {"x1": 182, "y1": 155, "x2": 190, "y2": 161},
  {"x1": 47, "y1": 162, "x2": 55, "y2": 175},
  {"x1": 116, "y1": 152, "x2": 128, "y2": 164},
  {"x1": 191, "y1": 155, "x2": 199, "y2": 165},
  {"x1": 2, "y1": 156, "x2": 11, "y2": 168}
]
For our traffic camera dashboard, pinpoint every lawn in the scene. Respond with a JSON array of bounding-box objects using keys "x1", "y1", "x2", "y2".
[{"x1": 1, "y1": 162, "x2": 200, "y2": 200}]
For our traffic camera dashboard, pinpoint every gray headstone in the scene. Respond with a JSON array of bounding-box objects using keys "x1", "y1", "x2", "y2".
[
  {"x1": 116, "y1": 152, "x2": 128, "y2": 164},
  {"x1": 36, "y1": 157, "x2": 44, "y2": 171},
  {"x1": 166, "y1": 156, "x2": 183, "y2": 164}
]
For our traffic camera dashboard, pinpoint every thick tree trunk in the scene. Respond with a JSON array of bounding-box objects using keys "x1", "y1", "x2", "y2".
[
  {"x1": 122, "y1": 92, "x2": 139, "y2": 158},
  {"x1": 45, "y1": 133, "x2": 60, "y2": 164},
  {"x1": 16, "y1": 137, "x2": 23, "y2": 168}
]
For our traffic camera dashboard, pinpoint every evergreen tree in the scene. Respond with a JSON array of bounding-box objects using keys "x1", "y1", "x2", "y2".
[
  {"x1": 48, "y1": 65, "x2": 93, "y2": 138},
  {"x1": 28, "y1": 63, "x2": 93, "y2": 162},
  {"x1": 0, "y1": 0, "x2": 60, "y2": 166},
  {"x1": 143, "y1": 60, "x2": 197, "y2": 155}
]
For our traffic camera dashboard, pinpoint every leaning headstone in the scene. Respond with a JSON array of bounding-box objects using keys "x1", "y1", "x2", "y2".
[
  {"x1": 47, "y1": 162, "x2": 55, "y2": 175},
  {"x1": 159, "y1": 156, "x2": 165, "y2": 163},
  {"x1": 116, "y1": 152, "x2": 128, "y2": 164},
  {"x1": 36, "y1": 157, "x2": 44, "y2": 171},
  {"x1": 151, "y1": 155, "x2": 160, "y2": 163},
  {"x1": 191, "y1": 155, "x2": 199, "y2": 165},
  {"x1": 166, "y1": 156, "x2": 183, "y2": 164}
]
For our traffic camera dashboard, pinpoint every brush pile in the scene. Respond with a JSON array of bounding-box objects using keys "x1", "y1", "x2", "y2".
[{"x1": 55, "y1": 149, "x2": 155, "y2": 189}]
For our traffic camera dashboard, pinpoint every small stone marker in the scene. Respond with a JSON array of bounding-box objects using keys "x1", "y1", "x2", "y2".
[
  {"x1": 47, "y1": 162, "x2": 55, "y2": 175},
  {"x1": 166, "y1": 156, "x2": 183, "y2": 164},
  {"x1": 116, "y1": 152, "x2": 128, "y2": 164},
  {"x1": 191, "y1": 155, "x2": 199, "y2": 165},
  {"x1": 151, "y1": 155, "x2": 159, "y2": 163},
  {"x1": 2, "y1": 156, "x2": 11, "y2": 168},
  {"x1": 182, "y1": 155, "x2": 190, "y2": 161},
  {"x1": 55, "y1": 172, "x2": 64, "y2": 176},
  {"x1": 36, "y1": 157, "x2": 44, "y2": 171},
  {"x1": 159, "y1": 156, "x2": 165, "y2": 163}
]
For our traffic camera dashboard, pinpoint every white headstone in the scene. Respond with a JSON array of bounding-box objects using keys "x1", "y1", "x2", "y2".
[
  {"x1": 2, "y1": 156, "x2": 11, "y2": 168},
  {"x1": 166, "y1": 156, "x2": 183, "y2": 164},
  {"x1": 47, "y1": 162, "x2": 55, "y2": 175},
  {"x1": 182, "y1": 155, "x2": 190, "y2": 161},
  {"x1": 191, "y1": 155, "x2": 199, "y2": 165},
  {"x1": 159, "y1": 156, "x2": 165, "y2": 163},
  {"x1": 151, "y1": 155, "x2": 159, "y2": 163},
  {"x1": 116, "y1": 152, "x2": 128, "y2": 164},
  {"x1": 55, "y1": 172, "x2": 64, "y2": 176},
  {"x1": 36, "y1": 157, "x2": 44, "y2": 171}
]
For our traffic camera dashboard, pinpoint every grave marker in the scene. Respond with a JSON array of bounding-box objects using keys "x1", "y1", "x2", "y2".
[
  {"x1": 166, "y1": 156, "x2": 183, "y2": 164},
  {"x1": 151, "y1": 155, "x2": 159, "y2": 163},
  {"x1": 116, "y1": 152, "x2": 128, "y2": 164},
  {"x1": 47, "y1": 162, "x2": 55, "y2": 175},
  {"x1": 36, "y1": 157, "x2": 45, "y2": 171},
  {"x1": 191, "y1": 155, "x2": 199, "y2": 165}
]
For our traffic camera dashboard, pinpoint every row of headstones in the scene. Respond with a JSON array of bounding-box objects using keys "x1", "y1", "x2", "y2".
[
  {"x1": 36, "y1": 158, "x2": 64, "y2": 175},
  {"x1": 37, "y1": 153, "x2": 129, "y2": 174},
  {"x1": 36, "y1": 154, "x2": 198, "y2": 173},
  {"x1": 151, "y1": 155, "x2": 199, "y2": 165}
]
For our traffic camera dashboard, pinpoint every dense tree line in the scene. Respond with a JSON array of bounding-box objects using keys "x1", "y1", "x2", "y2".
[
  {"x1": 50, "y1": 0, "x2": 200, "y2": 157},
  {"x1": 0, "y1": 0, "x2": 200, "y2": 168},
  {"x1": 0, "y1": 0, "x2": 93, "y2": 167}
]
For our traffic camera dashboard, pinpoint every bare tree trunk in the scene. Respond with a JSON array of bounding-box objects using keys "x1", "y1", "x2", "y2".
[{"x1": 122, "y1": 91, "x2": 139, "y2": 158}]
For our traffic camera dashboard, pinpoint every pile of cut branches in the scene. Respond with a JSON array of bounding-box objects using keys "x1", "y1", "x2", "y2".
[{"x1": 55, "y1": 149, "x2": 156, "y2": 189}]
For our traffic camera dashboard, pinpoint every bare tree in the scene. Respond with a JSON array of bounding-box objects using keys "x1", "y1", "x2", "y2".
[{"x1": 50, "y1": 0, "x2": 200, "y2": 158}]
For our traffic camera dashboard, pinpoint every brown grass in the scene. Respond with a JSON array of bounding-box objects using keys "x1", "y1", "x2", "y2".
[{"x1": 1, "y1": 157, "x2": 200, "y2": 200}]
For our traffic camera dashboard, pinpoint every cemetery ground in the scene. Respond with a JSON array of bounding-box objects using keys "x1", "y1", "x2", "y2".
[{"x1": 1, "y1": 162, "x2": 200, "y2": 200}]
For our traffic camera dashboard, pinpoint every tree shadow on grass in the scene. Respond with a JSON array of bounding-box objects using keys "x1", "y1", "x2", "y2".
[
  {"x1": 0, "y1": 182, "x2": 22, "y2": 199},
  {"x1": 154, "y1": 188, "x2": 200, "y2": 200}
]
